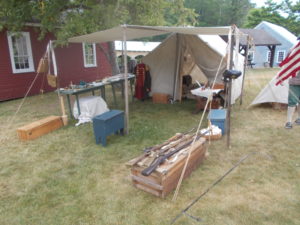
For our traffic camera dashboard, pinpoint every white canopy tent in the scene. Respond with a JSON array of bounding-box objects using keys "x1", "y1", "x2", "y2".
[
  {"x1": 69, "y1": 24, "x2": 243, "y2": 134},
  {"x1": 250, "y1": 76, "x2": 289, "y2": 105}
]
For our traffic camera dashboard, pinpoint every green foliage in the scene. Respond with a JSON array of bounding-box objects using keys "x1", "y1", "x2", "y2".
[
  {"x1": 185, "y1": 0, "x2": 253, "y2": 27},
  {"x1": 0, "y1": 0, "x2": 197, "y2": 43},
  {"x1": 244, "y1": 0, "x2": 300, "y2": 35},
  {"x1": 164, "y1": 0, "x2": 198, "y2": 26}
]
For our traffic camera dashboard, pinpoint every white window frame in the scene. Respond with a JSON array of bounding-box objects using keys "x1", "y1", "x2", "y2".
[
  {"x1": 82, "y1": 43, "x2": 97, "y2": 68},
  {"x1": 277, "y1": 50, "x2": 285, "y2": 63},
  {"x1": 7, "y1": 32, "x2": 35, "y2": 73},
  {"x1": 266, "y1": 51, "x2": 271, "y2": 63}
]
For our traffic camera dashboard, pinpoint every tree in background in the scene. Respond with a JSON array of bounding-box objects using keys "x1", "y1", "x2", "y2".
[
  {"x1": 0, "y1": 0, "x2": 197, "y2": 73},
  {"x1": 244, "y1": 0, "x2": 300, "y2": 35},
  {"x1": 0, "y1": 0, "x2": 196, "y2": 42},
  {"x1": 184, "y1": 0, "x2": 253, "y2": 27},
  {"x1": 282, "y1": 0, "x2": 300, "y2": 35}
]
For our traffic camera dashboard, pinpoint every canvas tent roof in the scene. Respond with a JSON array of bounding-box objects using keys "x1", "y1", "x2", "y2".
[
  {"x1": 250, "y1": 76, "x2": 289, "y2": 105},
  {"x1": 68, "y1": 25, "x2": 231, "y2": 43},
  {"x1": 69, "y1": 25, "x2": 244, "y2": 104},
  {"x1": 114, "y1": 41, "x2": 160, "y2": 52},
  {"x1": 69, "y1": 25, "x2": 244, "y2": 133}
]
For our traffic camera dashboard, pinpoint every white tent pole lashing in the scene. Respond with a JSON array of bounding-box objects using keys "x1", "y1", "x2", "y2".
[{"x1": 122, "y1": 25, "x2": 129, "y2": 134}]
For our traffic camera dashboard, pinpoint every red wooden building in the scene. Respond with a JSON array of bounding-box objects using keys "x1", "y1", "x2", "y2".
[{"x1": 0, "y1": 25, "x2": 112, "y2": 101}]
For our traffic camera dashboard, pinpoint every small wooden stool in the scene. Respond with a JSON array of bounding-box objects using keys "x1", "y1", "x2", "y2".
[{"x1": 92, "y1": 110, "x2": 124, "y2": 146}]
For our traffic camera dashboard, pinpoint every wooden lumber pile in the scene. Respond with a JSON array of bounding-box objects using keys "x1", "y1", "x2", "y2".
[{"x1": 127, "y1": 133, "x2": 207, "y2": 198}]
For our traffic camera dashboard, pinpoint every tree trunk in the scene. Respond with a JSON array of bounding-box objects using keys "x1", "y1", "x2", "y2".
[{"x1": 98, "y1": 42, "x2": 120, "y2": 75}]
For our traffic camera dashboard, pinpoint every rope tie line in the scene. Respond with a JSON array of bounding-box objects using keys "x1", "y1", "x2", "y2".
[
  {"x1": 172, "y1": 42, "x2": 228, "y2": 201},
  {"x1": 171, "y1": 152, "x2": 257, "y2": 224}
]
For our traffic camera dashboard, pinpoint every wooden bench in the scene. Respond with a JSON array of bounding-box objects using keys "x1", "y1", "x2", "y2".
[
  {"x1": 17, "y1": 116, "x2": 63, "y2": 141},
  {"x1": 92, "y1": 110, "x2": 124, "y2": 146}
]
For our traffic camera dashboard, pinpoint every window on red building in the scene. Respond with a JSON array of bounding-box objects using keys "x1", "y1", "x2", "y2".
[
  {"x1": 7, "y1": 32, "x2": 35, "y2": 73},
  {"x1": 82, "y1": 43, "x2": 97, "y2": 67}
]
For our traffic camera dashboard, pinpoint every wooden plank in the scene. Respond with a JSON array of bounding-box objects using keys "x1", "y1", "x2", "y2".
[
  {"x1": 17, "y1": 116, "x2": 63, "y2": 141},
  {"x1": 132, "y1": 175, "x2": 164, "y2": 190},
  {"x1": 134, "y1": 183, "x2": 161, "y2": 197}
]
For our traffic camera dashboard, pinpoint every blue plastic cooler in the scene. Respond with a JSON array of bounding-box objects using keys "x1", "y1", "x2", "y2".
[{"x1": 207, "y1": 109, "x2": 227, "y2": 135}]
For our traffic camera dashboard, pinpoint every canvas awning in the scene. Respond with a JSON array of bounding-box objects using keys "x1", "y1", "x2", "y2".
[
  {"x1": 68, "y1": 25, "x2": 231, "y2": 43},
  {"x1": 68, "y1": 25, "x2": 234, "y2": 135}
]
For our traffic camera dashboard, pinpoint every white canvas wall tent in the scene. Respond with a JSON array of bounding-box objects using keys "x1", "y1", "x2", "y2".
[
  {"x1": 142, "y1": 33, "x2": 245, "y2": 103},
  {"x1": 250, "y1": 74, "x2": 289, "y2": 106},
  {"x1": 69, "y1": 25, "x2": 246, "y2": 132}
]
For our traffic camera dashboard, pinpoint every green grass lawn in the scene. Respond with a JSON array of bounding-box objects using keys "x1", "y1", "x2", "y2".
[{"x1": 0, "y1": 68, "x2": 299, "y2": 225}]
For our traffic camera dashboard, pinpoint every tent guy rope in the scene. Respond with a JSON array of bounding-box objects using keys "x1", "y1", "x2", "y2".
[{"x1": 172, "y1": 41, "x2": 229, "y2": 201}]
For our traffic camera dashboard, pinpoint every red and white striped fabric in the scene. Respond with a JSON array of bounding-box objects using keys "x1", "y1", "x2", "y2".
[{"x1": 276, "y1": 41, "x2": 300, "y2": 85}]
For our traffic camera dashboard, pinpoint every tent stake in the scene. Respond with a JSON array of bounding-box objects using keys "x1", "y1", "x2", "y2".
[{"x1": 122, "y1": 25, "x2": 129, "y2": 134}]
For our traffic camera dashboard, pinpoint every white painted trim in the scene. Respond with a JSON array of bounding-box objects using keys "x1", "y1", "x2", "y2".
[
  {"x1": 7, "y1": 32, "x2": 35, "y2": 74},
  {"x1": 82, "y1": 43, "x2": 97, "y2": 68},
  {"x1": 277, "y1": 50, "x2": 285, "y2": 63},
  {"x1": 266, "y1": 51, "x2": 271, "y2": 63}
]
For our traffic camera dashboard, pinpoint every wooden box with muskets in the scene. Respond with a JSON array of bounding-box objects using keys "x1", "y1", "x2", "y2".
[{"x1": 127, "y1": 133, "x2": 208, "y2": 198}]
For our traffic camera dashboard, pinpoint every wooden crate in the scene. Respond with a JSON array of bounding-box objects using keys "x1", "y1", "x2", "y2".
[
  {"x1": 130, "y1": 138, "x2": 207, "y2": 198},
  {"x1": 194, "y1": 97, "x2": 221, "y2": 112},
  {"x1": 204, "y1": 133, "x2": 222, "y2": 141},
  {"x1": 17, "y1": 116, "x2": 63, "y2": 141},
  {"x1": 212, "y1": 83, "x2": 224, "y2": 89},
  {"x1": 152, "y1": 93, "x2": 170, "y2": 104}
]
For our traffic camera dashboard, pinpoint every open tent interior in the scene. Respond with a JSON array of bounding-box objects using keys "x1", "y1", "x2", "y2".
[
  {"x1": 69, "y1": 25, "x2": 246, "y2": 108},
  {"x1": 142, "y1": 33, "x2": 245, "y2": 103}
]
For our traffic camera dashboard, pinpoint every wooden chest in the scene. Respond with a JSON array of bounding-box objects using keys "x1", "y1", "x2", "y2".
[
  {"x1": 17, "y1": 116, "x2": 63, "y2": 141},
  {"x1": 152, "y1": 93, "x2": 170, "y2": 104},
  {"x1": 130, "y1": 137, "x2": 207, "y2": 198}
]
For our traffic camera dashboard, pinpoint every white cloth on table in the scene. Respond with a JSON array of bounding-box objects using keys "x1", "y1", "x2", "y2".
[
  {"x1": 191, "y1": 88, "x2": 222, "y2": 99},
  {"x1": 73, "y1": 96, "x2": 109, "y2": 126}
]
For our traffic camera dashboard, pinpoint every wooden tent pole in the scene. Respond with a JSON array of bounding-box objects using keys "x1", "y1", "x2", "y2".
[
  {"x1": 173, "y1": 34, "x2": 181, "y2": 102},
  {"x1": 226, "y1": 25, "x2": 235, "y2": 149},
  {"x1": 240, "y1": 35, "x2": 250, "y2": 105},
  {"x1": 123, "y1": 25, "x2": 129, "y2": 134},
  {"x1": 50, "y1": 40, "x2": 68, "y2": 126}
]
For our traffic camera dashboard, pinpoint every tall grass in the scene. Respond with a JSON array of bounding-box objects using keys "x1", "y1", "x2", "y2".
[{"x1": 0, "y1": 68, "x2": 299, "y2": 225}]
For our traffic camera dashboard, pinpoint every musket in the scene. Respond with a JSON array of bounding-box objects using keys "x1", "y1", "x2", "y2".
[
  {"x1": 141, "y1": 130, "x2": 209, "y2": 176},
  {"x1": 126, "y1": 127, "x2": 197, "y2": 168},
  {"x1": 125, "y1": 133, "x2": 184, "y2": 167}
]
